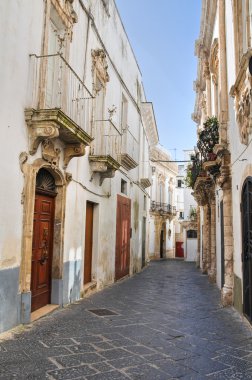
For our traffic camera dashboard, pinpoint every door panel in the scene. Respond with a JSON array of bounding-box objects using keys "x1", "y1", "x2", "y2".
[
  {"x1": 84, "y1": 202, "x2": 94, "y2": 284},
  {"x1": 31, "y1": 193, "x2": 55, "y2": 312},
  {"x1": 176, "y1": 242, "x2": 184, "y2": 258},
  {"x1": 242, "y1": 179, "x2": 252, "y2": 323},
  {"x1": 115, "y1": 195, "x2": 131, "y2": 280}
]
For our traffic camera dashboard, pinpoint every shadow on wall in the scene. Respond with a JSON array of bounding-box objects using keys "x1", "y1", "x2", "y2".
[{"x1": 63, "y1": 259, "x2": 82, "y2": 305}]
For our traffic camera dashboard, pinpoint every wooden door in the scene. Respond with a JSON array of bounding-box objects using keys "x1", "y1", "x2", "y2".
[
  {"x1": 31, "y1": 193, "x2": 55, "y2": 312},
  {"x1": 115, "y1": 195, "x2": 131, "y2": 280},
  {"x1": 84, "y1": 202, "x2": 94, "y2": 285},
  {"x1": 220, "y1": 200, "x2": 225, "y2": 288},
  {"x1": 242, "y1": 179, "x2": 252, "y2": 323},
  {"x1": 176, "y1": 242, "x2": 184, "y2": 258}
]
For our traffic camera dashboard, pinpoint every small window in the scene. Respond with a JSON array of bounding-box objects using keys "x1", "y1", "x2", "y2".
[
  {"x1": 177, "y1": 179, "x2": 183, "y2": 188},
  {"x1": 179, "y1": 212, "x2": 184, "y2": 219},
  {"x1": 143, "y1": 195, "x2": 146, "y2": 211},
  {"x1": 187, "y1": 230, "x2": 197, "y2": 239},
  {"x1": 121, "y1": 179, "x2": 127, "y2": 194}
]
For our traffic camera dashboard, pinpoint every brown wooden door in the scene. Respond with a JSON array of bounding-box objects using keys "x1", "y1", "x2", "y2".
[
  {"x1": 84, "y1": 202, "x2": 94, "y2": 285},
  {"x1": 115, "y1": 195, "x2": 131, "y2": 280},
  {"x1": 31, "y1": 193, "x2": 55, "y2": 312}
]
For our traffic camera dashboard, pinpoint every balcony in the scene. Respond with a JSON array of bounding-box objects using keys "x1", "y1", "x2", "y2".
[
  {"x1": 197, "y1": 116, "x2": 220, "y2": 176},
  {"x1": 139, "y1": 163, "x2": 152, "y2": 189},
  {"x1": 25, "y1": 54, "x2": 93, "y2": 167},
  {"x1": 119, "y1": 126, "x2": 139, "y2": 170},
  {"x1": 150, "y1": 201, "x2": 176, "y2": 218},
  {"x1": 89, "y1": 120, "x2": 122, "y2": 185}
]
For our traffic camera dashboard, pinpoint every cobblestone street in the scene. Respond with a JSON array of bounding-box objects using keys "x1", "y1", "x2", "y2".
[{"x1": 1, "y1": 260, "x2": 252, "y2": 379}]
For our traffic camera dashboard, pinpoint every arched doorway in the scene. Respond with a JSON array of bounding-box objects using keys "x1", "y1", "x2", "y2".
[
  {"x1": 31, "y1": 168, "x2": 57, "y2": 312},
  {"x1": 242, "y1": 177, "x2": 252, "y2": 323}
]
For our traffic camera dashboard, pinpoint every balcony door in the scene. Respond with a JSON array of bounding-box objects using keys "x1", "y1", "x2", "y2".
[{"x1": 242, "y1": 178, "x2": 252, "y2": 323}]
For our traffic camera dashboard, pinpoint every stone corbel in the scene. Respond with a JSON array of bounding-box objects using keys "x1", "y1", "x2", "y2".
[
  {"x1": 64, "y1": 143, "x2": 85, "y2": 168},
  {"x1": 27, "y1": 123, "x2": 59, "y2": 155},
  {"x1": 42, "y1": 139, "x2": 61, "y2": 168}
]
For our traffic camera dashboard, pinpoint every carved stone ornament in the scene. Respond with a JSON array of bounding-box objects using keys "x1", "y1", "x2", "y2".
[
  {"x1": 64, "y1": 143, "x2": 85, "y2": 168},
  {"x1": 92, "y1": 49, "x2": 110, "y2": 90},
  {"x1": 25, "y1": 109, "x2": 60, "y2": 155},
  {"x1": 51, "y1": 0, "x2": 78, "y2": 28},
  {"x1": 19, "y1": 152, "x2": 28, "y2": 173},
  {"x1": 230, "y1": 49, "x2": 252, "y2": 145},
  {"x1": 65, "y1": 172, "x2": 73, "y2": 183},
  {"x1": 42, "y1": 139, "x2": 61, "y2": 168},
  {"x1": 235, "y1": 86, "x2": 252, "y2": 145},
  {"x1": 203, "y1": 61, "x2": 211, "y2": 80},
  {"x1": 210, "y1": 39, "x2": 219, "y2": 82}
]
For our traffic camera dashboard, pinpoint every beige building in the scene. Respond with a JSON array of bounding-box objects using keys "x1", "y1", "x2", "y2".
[{"x1": 192, "y1": 0, "x2": 252, "y2": 323}]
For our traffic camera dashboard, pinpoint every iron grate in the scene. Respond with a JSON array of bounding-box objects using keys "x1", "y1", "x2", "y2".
[{"x1": 88, "y1": 309, "x2": 118, "y2": 316}]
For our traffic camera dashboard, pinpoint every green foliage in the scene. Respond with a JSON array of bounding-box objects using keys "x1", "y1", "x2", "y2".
[{"x1": 197, "y1": 116, "x2": 219, "y2": 161}]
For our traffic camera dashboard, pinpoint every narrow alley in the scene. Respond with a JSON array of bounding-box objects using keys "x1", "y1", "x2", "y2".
[{"x1": 1, "y1": 260, "x2": 252, "y2": 380}]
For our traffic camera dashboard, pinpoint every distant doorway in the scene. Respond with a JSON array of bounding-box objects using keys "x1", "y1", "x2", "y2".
[
  {"x1": 176, "y1": 242, "x2": 184, "y2": 258},
  {"x1": 142, "y1": 217, "x2": 146, "y2": 268},
  {"x1": 84, "y1": 202, "x2": 94, "y2": 285},
  {"x1": 160, "y1": 230, "x2": 164, "y2": 258}
]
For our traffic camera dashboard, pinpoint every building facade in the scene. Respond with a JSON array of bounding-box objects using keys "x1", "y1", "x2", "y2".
[
  {"x1": 148, "y1": 144, "x2": 178, "y2": 260},
  {"x1": 175, "y1": 151, "x2": 198, "y2": 261},
  {"x1": 0, "y1": 0, "x2": 153, "y2": 333},
  {"x1": 192, "y1": 0, "x2": 252, "y2": 323}
]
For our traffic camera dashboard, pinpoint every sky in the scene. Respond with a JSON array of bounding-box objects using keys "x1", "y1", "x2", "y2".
[{"x1": 115, "y1": 0, "x2": 202, "y2": 160}]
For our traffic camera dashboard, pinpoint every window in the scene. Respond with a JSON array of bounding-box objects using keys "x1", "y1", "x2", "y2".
[
  {"x1": 179, "y1": 212, "x2": 184, "y2": 219},
  {"x1": 177, "y1": 179, "x2": 182, "y2": 188},
  {"x1": 121, "y1": 179, "x2": 127, "y2": 194},
  {"x1": 121, "y1": 94, "x2": 128, "y2": 132},
  {"x1": 143, "y1": 195, "x2": 146, "y2": 211},
  {"x1": 187, "y1": 230, "x2": 197, "y2": 239}
]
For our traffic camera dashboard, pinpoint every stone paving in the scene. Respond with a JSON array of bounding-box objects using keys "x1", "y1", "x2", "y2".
[{"x1": 1, "y1": 260, "x2": 252, "y2": 379}]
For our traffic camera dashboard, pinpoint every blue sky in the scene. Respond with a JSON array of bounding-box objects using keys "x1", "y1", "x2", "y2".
[{"x1": 115, "y1": 0, "x2": 202, "y2": 160}]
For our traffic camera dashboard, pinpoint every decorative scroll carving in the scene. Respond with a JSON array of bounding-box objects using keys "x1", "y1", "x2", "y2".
[
  {"x1": 64, "y1": 143, "x2": 85, "y2": 168},
  {"x1": 51, "y1": 0, "x2": 78, "y2": 27},
  {"x1": 203, "y1": 61, "x2": 211, "y2": 80},
  {"x1": 65, "y1": 172, "x2": 73, "y2": 183},
  {"x1": 19, "y1": 152, "x2": 28, "y2": 173},
  {"x1": 42, "y1": 139, "x2": 61, "y2": 168},
  {"x1": 210, "y1": 38, "x2": 219, "y2": 82},
  {"x1": 92, "y1": 49, "x2": 110, "y2": 91},
  {"x1": 235, "y1": 86, "x2": 252, "y2": 145},
  {"x1": 230, "y1": 50, "x2": 252, "y2": 145}
]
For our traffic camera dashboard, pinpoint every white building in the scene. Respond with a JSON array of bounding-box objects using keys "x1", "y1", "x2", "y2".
[
  {"x1": 192, "y1": 0, "x2": 252, "y2": 323},
  {"x1": 0, "y1": 0, "x2": 153, "y2": 333},
  {"x1": 148, "y1": 142, "x2": 178, "y2": 260},
  {"x1": 175, "y1": 151, "x2": 197, "y2": 261}
]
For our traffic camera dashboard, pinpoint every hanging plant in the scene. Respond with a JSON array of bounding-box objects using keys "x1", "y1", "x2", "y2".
[{"x1": 197, "y1": 116, "x2": 219, "y2": 161}]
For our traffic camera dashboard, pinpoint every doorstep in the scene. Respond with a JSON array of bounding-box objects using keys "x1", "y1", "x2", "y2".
[
  {"x1": 82, "y1": 281, "x2": 97, "y2": 297},
  {"x1": 31, "y1": 304, "x2": 59, "y2": 322}
]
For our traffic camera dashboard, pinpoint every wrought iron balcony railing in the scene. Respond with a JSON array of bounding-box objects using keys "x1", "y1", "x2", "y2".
[
  {"x1": 27, "y1": 53, "x2": 93, "y2": 135},
  {"x1": 120, "y1": 126, "x2": 139, "y2": 170},
  {"x1": 150, "y1": 201, "x2": 176, "y2": 215},
  {"x1": 90, "y1": 120, "x2": 122, "y2": 162}
]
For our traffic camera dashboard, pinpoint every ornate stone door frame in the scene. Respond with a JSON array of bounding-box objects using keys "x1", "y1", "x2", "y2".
[{"x1": 19, "y1": 158, "x2": 66, "y2": 323}]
